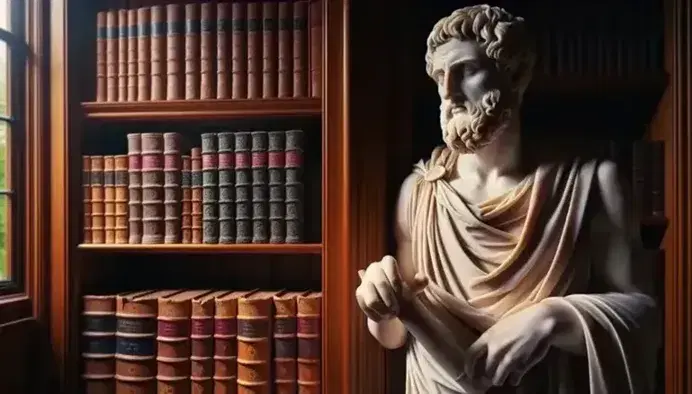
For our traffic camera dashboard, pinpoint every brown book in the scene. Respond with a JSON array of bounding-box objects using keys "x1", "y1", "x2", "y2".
[
  {"x1": 96, "y1": 12, "x2": 107, "y2": 102},
  {"x1": 127, "y1": 133, "x2": 143, "y2": 244},
  {"x1": 141, "y1": 133, "x2": 165, "y2": 244},
  {"x1": 292, "y1": 1, "x2": 308, "y2": 97},
  {"x1": 237, "y1": 290, "x2": 284, "y2": 394},
  {"x1": 126, "y1": 9, "x2": 138, "y2": 101},
  {"x1": 117, "y1": 9, "x2": 128, "y2": 102},
  {"x1": 247, "y1": 2, "x2": 263, "y2": 99},
  {"x1": 202, "y1": 133, "x2": 219, "y2": 244},
  {"x1": 200, "y1": 2, "x2": 216, "y2": 100},
  {"x1": 308, "y1": 0, "x2": 322, "y2": 98},
  {"x1": 262, "y1": 2, "x2": 278, "y2": 98},
  {"x1": 106, "y1": 10, "x2": 119, "y2": 102},
  {"x1": 157, "y1": 290, "x2": 213, "y2": 394},
  {"x1": 277, "y1": 2, "x2": 293, "y2": 98},
  {"x1": 191, "y1": 147, "x2": 203, "y2": 243},
  {"x1": 164, "y1": 133, "x2": 182, "y2": 244},
  {"x1": 83, "y1": 156, "x2": 92, "y2": 244},
  {"x1": 184, "y1": 3, "x2": 201, "y2": 100},
  {"x1": 231, "y1": 2, "x2": 248, "y2": 99},
  {"x1": 167, "y1": 4, "x2": 184, "y2": 100},
  {"x1": 103, "y1": 155, "x2": 116, "y2": 244},
  {"x1": 297, "y1": 291, "x2": 321, "y2": 394},
  {"x1": 182, "y1": 155, "x2": 192, "y2": 244},
  {"x1": 114, "y1": 155, "x2": 129, "y2": 244},
  {"x1": 82, "y1": 295, "x2": 117, "y2": 394},
  {"x1": 137, "y1": 7, "x2": 151, "y2": 101},
  {"x1": 151, "y1": 5, "x2": 166, "y2": 101},
  {"x1": 191, "y1": 290, "x2": 232, "y2": 394},
  {"x1": 273, "y1": 291, "x2": 309, "y2": 394},
  {"x1": 90, "y1": 155, "x2": 105, "y2": 244},
  {"x1": 216, "y1": 2, "x2": 231, "y2": 99}
]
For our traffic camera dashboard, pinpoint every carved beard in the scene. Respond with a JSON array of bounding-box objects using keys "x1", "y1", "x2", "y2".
[{"x1": 440, "y1": 89, "x2": 512, "y2": 154}]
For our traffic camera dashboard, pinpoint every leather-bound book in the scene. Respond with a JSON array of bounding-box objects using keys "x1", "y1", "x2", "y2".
[
  {"x1": 291, "y1": 1, "x2": 308, "y2": 98},
  {"x1": 251, "y1": 131, "x2": 269, "y2": 243},
  {"x1": 127, "y1": 133, "x2": 143, "y2": 244},
  {"x1": 285, "y1": 130, "x2": 304, "y2": 243},
  {"x1": 118, "y1": 9, "x2": 128, "y2": 102},
  {"x1": 96, "y1": 12, "x2": 107, "y2": 102},
  {"x1": 246, "y1": 2, "x2": 263, "y2": 99},
  {"x1": 297, "y1": 292, "x2": 322, "y2": 394},
  {"x1": 115, "y1": 290, "x2": 172, "y2": 394},
  {"x1": 114, "y1": 155, "x2": 129, "y2": 244},
  {"x1": 158, "y1": 290, "x2": 213, "y2": 394},
  {"x1": 191, "y1": 147, "x2": 204, "y2": 243},
  {"x1": 218, "y1": 132, "x2": 236, "y2": 244},
  {"x1": 277, "y1": 2, "x2": 293, "y2": 98},
  {"x1": 237, "y1": 290, "x2": 283, "y2": 394},
  {"x1": 182, "y1": 155, "x2": 192, "y2": 244},
  {"x1": 103, "y1": 155, "x2": 116, "y2": 244},
  {"x1": 82, "y1": 295, "x2": 117, "y2": 394},
  {"x1": 273, "y1": 291, "x2": 308, "y2": 394},
  {"x1": 126, "y1": 9, "x2": 138, "y2": 101},
  {"x1": 90, "y1": 155, "x2": 105, "y2": 244},
  {"x1": 267, "y1": 131, "x2": 286, "y2": 243},
  {"x1": 216, "y1": 2, "x2": 231, "y2": 99},
  {"x1": 231, "y1": 2, "x2": 248, "y2": 99},
  {"x1": 191, "y1": 290, "x2": 231, "y2": 394},
  {"x1": 202, "y1": 133, "x2": 220, "y2": 243},
  {"x1": 150, "y1": 5, "x2": 166, "y2": 101},
  {"x1": 83, "y1": 156, "x2": 92, "y2": 244},
  {"x1": 164, "y1": 133, "x2": 183, "y2": 244},
  {"x1": 141, "y1": 133, "x2": 165, "y2": 244},
  {"x1": 234, "y1": 132, "x2": 252, "y2": 243},
  {"x1": 214, "y1": 290, "x2": 256, "y2": 394},
  {"x1": 106, "y1": 10, "x2": 118, "y2": 102},
  {"x1": 200, "y1": 2, "x2": 216, "y2": 100},
  {"x1": 185, "y1": 3, "x2": 201, "y2": 100},
  {"x1": 167, "y1": 4, "x2": 184, "y2": 100},
  {"x1": 262, "y1": 2, "x2": 278, "y2": 98},
  {"x1": 136, "y1": 7, "x2": 151, "y2": 101},
  {"x1": 308, "y1": 0, "x2": 322, "y2": 98}
]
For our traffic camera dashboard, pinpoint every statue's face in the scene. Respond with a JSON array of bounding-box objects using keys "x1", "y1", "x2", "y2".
[{"x1": 430, "y1": 38, "x2": 513, "y2": 153}]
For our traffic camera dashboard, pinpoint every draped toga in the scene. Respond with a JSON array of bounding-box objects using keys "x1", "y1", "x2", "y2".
[{"x1": 403, "y1": 146, "x2": 659, "y2": 394}]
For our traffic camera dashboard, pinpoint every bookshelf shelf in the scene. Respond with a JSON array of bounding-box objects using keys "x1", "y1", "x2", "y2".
[
  {"x1": 81, "y1": 98, "x2": 322, "y2": 121},
  {"x1": 77, "y1": 243, "x2": 323, "y2": 254}
]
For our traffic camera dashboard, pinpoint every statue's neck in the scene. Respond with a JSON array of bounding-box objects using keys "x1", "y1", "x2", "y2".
[{"x1": 457, "y1": 119, "x2": 523, "y2": 179}]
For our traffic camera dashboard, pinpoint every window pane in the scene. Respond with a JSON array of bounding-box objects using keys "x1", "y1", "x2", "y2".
[
  {"x1": 0, "y1": 194, "x2": 7, "y2": 281},
  {"x1": 0, "y1": 1, "x2": 8, "y2": 33},
  {"x1": 0, "y1": 40, "x2": 6, "y2": 120}
]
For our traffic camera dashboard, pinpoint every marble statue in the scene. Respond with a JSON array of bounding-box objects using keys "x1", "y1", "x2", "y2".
[{"x1": 355, "y1": 4, "x2": 659, "y2": 393}]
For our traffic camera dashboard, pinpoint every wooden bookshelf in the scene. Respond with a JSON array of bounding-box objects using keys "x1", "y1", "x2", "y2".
[
  {"x1": 81, "y1": 98, "x2": 322, "y2": 121},
  {"x1": 77, "y1": 243, "x2": 323, "y2": 254}
]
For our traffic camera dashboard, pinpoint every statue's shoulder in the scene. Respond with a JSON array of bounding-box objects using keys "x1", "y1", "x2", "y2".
[{"x1": 412, "y1": 145, "x2": 455, "y2": 178}]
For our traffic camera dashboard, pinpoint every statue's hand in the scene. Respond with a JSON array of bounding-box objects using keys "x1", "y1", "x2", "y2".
[{"x1": 464, "y1": 302, "x2": 559, "y2": 388}]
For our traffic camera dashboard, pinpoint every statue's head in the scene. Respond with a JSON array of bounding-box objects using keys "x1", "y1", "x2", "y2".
[{"x1": 426, "y1": 5, "x2": 536, "y2": 153}]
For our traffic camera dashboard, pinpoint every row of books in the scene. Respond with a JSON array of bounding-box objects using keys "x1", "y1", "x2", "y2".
[
  {"x1": 82, "y1": 289, "x2": 322, "y2": 394},
  {"x1": 96, "y1": 1, "x2": 322, "y2": 102},
  {"x1": 82, "y1": 130, "x2": 306, "y2": 245}
]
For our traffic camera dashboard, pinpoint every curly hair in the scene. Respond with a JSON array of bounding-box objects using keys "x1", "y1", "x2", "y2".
[{"x1": 425, "y1": 4, "x2": 536, "y2": 98}]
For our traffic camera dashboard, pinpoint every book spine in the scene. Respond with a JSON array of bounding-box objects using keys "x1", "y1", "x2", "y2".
[
  {"x1": 309, "y1": 0, "x2": 322, "y2": 98},
  {"x1": 103, "y1": 156, "x2": 116, "y2": 244},
  {"x1": 126, "y1": 9, "x2": 138, "y2": 102},
  {"x1": 251, "y1": 131, "x2": 269, "y2": 243},
  {"x1": 202, "y1": 133, "x2": 219, "y2": 244},
  {"x1": 157, "y1": 297, "x2": 192, "y2": 393},
  {"x1": 184, "y1": 3, "x2": 201, "y2": 100},
  {"x1": 191, "y1": 296, "x2": 215, "y2": 394},
  {"x1": 231, "y1": 2, "x2": 248, "y2": 99},
  {"x1": 237, "y1": 296, "x2": 271, "y2": 393},
  {"x1": 164, "y1": 133, "x2": 182, "y2": 244},
  {"x1": 181, "y1": 155, "x2": 192, "y2": 244},
  {"x1": 200, "y1": 2, "x2": 216, "y2": 100},
  {"x1": 292, "y1": 1, "x2": 308, "y2": 98},
  {"x1": 214, "y1": 295, "x2": 240, "y2": 394},
  {"x1": 218, "y1": 132, "x2": 236, "y2": 244},
  {"x1": 127, "y1": 133, "x2": 143, "y2": 244},
  {"x1": 150, "y1": 5, "x2": 166, "y2": 101},
  {"x1": 216, "y1": 2, "x2": 231, "y2": 99},
  {"x1": 273, "y1": 296, "x2": 298, "y2": 394},
  {"x1": 115, "y1": 294, "x2": 157, "y2": 393},
  {"x1": 136, "y1": 7, "x2": 151, "y2": 101},
  {"x1": 82, "y1": 295, "x2": 116, "y2": 394},
  {"x1": 234, "y1": 132, "x2": 252, "y2": 243},
  {"x1": 167, "y1": 4, "x2": 184, "y2": 100},
  {"x1": 297, "y1": 293, "x2": 322, "y2": 394},
  {"x1": 285, "y1": 130, "x2": 304, "y2": 243},
  {"x1": 83, "y1": 156, "x2": 92, "y2": 244},
  {"x1": 106, "y1": 10, "x2": 118, "y2": 102},
  {"x1": 247, "y1": 2, "x2": 263, "y2": 99},
  {"x1": 262, "y1": 2, "x2": 278, "y2": 98},
  {"x1": 90, "y1": 155, "x2": 105, "y2": 244},
  {"x1": 96, "y1": 12, "x2": 107, "y2": 102},
  {"x1": 277, "y1": 2, "x2": 293, "y2": 98},
  {"x1": 117, "y1": 9, "x2": 128, "y2": 102},
  {"x1": 141, "y1": 133, "x2": 165, "y2": 244},
  {"x1": 114, "y1": 155, "x2": 129, "y2": 244},
  {"x1": 191, "y1": 147, "x2": 203, "y2": 244},
  {"x1": 268, "y1": 132, "x2": 286, "y2": 243}
]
